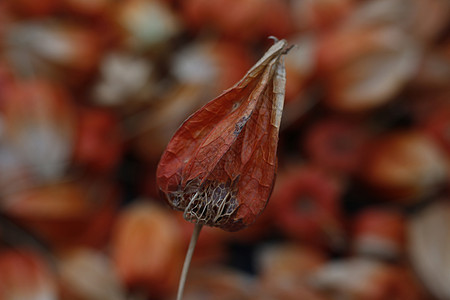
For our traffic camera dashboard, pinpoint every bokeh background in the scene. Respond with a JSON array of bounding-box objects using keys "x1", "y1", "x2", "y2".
[{"x1": 0, "y1": 0, "x2": 449, "y2": 299}]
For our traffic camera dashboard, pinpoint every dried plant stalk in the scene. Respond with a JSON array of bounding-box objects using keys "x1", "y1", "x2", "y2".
[
  {"x1": 176, "y1": 223, "x2": 202, "y2": 300},
  {"x1": 157, "y1": 38, "x2": 289, "y2": 300}
]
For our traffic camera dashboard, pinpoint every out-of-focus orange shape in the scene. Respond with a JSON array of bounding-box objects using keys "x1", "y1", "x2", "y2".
[
  {"x1": 0, "y1": 249, "x2": 57, "y2": 300},
  {"x1": 317, "y1": 26, "x2": 419, "y2": 113},
  {"x1": 111, "y1": 201, "x2": 183, "y2": 298},
  {"x1": 352, "y1": 208, "x2": 406, "y2": 260},
  {"x1": 361, "y1": 131, "x2": 448, "y2": 203},
  {"x1": 73, "y1": 106, "x2": 123, "y2": 174},
  {"x1": 181, "y1": 0, "x2": 293, "y2": 41},
  {"x1": 271, "y1": 166, "x2": 343, "y2": 247},
  {"x1": 156, "y1": 39, "x2": 288, "y2": 231},
  {"x1": 2, "y1": 181, "x2": 117, "y2": 250},
  {"x1": 58, "y1": 248, "x2": 127, "y2": 300},
  {"x1": 303, "y1": 117, "x2": 369, "y2": 174},
  {"x1": 312, "y1": 258, "x2": 425, "y2": 300},
  {"x1": 1, "y1": 79, "x2": 76, "y2": 181}
]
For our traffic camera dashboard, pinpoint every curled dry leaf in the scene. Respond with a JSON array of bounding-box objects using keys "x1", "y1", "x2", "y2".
[
  {"x1": 409, "y1": 200, "x2": 450, "y2": 300},
  {"x1": 156, "y1": 39, "x2": 289, "y2": 231}
]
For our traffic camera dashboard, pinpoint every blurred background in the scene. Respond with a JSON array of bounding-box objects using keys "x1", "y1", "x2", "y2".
[{"x1": 0, "y1": 0, "x2": 449, "y2": 299}]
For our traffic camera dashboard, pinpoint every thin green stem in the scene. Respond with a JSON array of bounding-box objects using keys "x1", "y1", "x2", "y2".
[{"x1": 176, "y1": 223, "x2": 203, "y2": 300}]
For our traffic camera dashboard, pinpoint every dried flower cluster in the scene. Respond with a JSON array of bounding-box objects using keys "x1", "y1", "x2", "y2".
[{"x1": 0, "y1": 0, "x2": 449, "y2": 299}]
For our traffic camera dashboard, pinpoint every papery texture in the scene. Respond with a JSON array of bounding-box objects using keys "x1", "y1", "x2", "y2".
[{"x1": 157, "y1": 39, "x2": 288, "y2": 231}]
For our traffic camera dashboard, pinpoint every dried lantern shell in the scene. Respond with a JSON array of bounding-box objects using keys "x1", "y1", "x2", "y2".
[{"x1": 156, "y1": 39, "x2": 289, "y2": 231}]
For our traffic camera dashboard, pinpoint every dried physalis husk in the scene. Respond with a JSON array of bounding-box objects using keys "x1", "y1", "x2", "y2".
[
  {"x1": 409, "y1": 200, "x2": 450, "y2": 300},
  {"x1": 156, "y1": 39, "x2": 289, "y2": 232}
]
